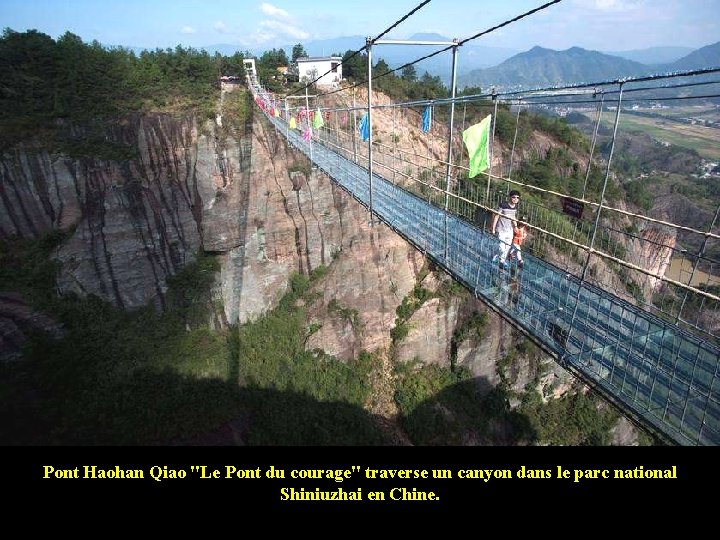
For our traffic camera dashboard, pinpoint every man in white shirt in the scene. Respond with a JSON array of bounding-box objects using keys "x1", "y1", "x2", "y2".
[{"x1": 491, "y1": 190, "x2": 520, "y2": 270}]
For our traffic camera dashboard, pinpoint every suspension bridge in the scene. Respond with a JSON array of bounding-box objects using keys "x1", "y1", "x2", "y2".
[{"x1": 243, "y1": 1, "x2": 720, "y2": 445}]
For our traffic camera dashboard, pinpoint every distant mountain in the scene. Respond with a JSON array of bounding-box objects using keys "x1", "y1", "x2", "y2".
[
  {"x1": 351, "y1": 32, "x2": 513, "y2": 82},
  {"x1": 302, "y1": 35, "x2": 366, "y2": 57},
  {"x1": 604, "y1": 46, "x2": 694, "y2": 65},
  {"x1": 667, "y1": 41, "x2": 720, "y2": 71},
  {"x1": 458, "y1": 46, "x2": 649, "y2": 90}
]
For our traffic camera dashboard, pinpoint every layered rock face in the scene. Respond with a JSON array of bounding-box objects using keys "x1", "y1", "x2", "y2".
[{"x1": 1, "y1": 116, "x2": 227, "y2": 310}]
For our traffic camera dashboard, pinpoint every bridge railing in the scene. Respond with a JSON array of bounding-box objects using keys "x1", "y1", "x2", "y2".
[
  {"x1": 280, "y1": 76, "x2": 720, "y2": 345},
  {"x1": 249, "y1": 78, "x2": 720, "y2": 445}
]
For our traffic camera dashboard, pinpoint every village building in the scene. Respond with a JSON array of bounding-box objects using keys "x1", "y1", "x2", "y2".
[{"x1": 296, "y1": 56, "x2": 342, "y2": 88}]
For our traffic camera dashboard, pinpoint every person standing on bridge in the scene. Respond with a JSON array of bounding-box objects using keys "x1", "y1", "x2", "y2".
[
  {"x1": 491, "y1": 190, "x2": 520, "y2": 271},
  {"x1": 508, "y1": 215, "x2": 528, "y2": 270}
]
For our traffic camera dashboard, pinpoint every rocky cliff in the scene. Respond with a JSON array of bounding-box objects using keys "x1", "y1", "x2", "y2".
[{"x1": 1, "y1": 85, "x2": 637, "y2": 444}]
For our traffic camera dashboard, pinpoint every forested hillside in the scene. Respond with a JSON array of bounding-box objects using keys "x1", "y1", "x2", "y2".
[{"x1": 0, "y1": 29, "x2": 245, "y2": 148}]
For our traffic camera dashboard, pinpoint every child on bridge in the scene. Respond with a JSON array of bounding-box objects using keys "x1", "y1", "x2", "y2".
[{"x1": 508, "y1": 215, "x2": 528, "y2": 270}]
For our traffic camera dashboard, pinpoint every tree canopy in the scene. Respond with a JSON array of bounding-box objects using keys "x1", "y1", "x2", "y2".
[
  {"x1": 292, "y1": 43, "x2": 307, "y2": 63},
  {"x1": 0, "y1": 28, "x2": 228, "y2": 147}
]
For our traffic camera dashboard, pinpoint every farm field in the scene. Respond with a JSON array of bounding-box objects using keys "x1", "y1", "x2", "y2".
[{"x1": 600, "y1": 107, "x2": 720, "y2": 160}]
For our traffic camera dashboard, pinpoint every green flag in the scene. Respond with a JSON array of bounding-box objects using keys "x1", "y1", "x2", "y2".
[
  {"x1": 462, "y1": 114, "x2": 491, "y2": 178},
  {"x1": 312, "y1": 108, "x2": 324, "y2": 129}
]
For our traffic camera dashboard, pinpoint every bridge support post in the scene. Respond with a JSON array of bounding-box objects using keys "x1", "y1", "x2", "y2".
[
  {"x1": 367, "y1": 36, "x2": 375, "y2": 227},
  {"x1": 443, "y1": 40, "x2": 459, "y2": 261},
  {"x1": 352, "y1": 88, "x2": 358, "y2": 164}
]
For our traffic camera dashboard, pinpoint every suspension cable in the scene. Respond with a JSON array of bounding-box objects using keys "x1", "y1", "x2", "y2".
[
  {"x1": 313, "y1": 0, "x2": 566, "y2": 100},
  {"x1": 281, "y1": 0, "x2": 432, "y2": 99}
]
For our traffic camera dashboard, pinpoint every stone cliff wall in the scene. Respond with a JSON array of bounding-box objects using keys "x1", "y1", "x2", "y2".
[{"x1": 0, "y1": 115, "x2": 239, "y2": 310}]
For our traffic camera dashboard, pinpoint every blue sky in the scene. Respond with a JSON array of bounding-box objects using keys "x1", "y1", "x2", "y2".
[{"x1": 1, "y1": 0, "x2": 718, "y2": 52}]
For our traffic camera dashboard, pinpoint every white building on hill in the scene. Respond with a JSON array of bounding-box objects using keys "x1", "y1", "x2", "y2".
[{"x1": 297, "y1": 56, "x2": 342, "y2": 88}]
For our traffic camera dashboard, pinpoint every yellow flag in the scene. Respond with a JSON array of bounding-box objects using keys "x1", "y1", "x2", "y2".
[
  {"x1": 289, "y1": 117, "x2": 297, "y2": 129},
  {"x1": 462, "y1": 114, "x2": 491, "y2": 178}
]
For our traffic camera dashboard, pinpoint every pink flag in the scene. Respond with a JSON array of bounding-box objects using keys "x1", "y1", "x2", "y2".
[{"x1": 302, "y1": 128, "x2": 312, "y2": 141}]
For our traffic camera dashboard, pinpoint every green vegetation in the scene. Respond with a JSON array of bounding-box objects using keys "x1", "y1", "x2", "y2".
[
  {"x1": 221, "y1": 89, "x2": 253, "y2": 129},
  {"x1": 529, "y1": 113, "x2": 590, "y2": 153},
  {"x1": 1, "y1": 249, "x2": 236, "y2": 444},
  {"x1": 393, "y1": 329, "x2": 623, "y2": 445},
  {"x1": 450, "y1": 310, "x2": 488, "y2": 370},
  {"x1": 394, "y1": 361, "x2": 533, "y2": 445},
  {"x1": 341, "y1": 51, "x2": 448, "y2": 102},
  {"x1": 623, "y1": 178, "x2": 654, "y2": 211},
  {"x1": 518, "y1": 389, "x2": 620, "y2": 445},
  {"x1": 327, "y1": 298, "x2": 361, "y2": 329},
  {"x1": 226, "y1": 265, "x2": 387, "y2": 444},
  {"x1": 391, "y1": 281, "x2": 433, "y2": 345},
  {"x1": 0, "y1": 235, "x2": 387, "y2": 444},
  {"x1": 0, "y1": 28, "x2": 235, "y2": 150},
  {"x1": 0, "y1": 231, "x2": 67, "y2": 307}
]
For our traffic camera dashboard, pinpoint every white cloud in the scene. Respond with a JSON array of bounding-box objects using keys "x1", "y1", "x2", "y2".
[
  {"x1": 181, "y1": 26, "x2": 196, "y2": 34},
  {"x1": 573, "y1": 0, "x2": 645, "y2": 11},
  {"x1": 242, "y1": 31, "x2": 276, "y2": 45},
  {"x1": 260, "y1": 3, "x2": 290, "y2": 20},
  {"x1": 241, "y1": 2, "x2": 310, "y2": 45},
  {"x1": 260, "y1": 19, "x2": 309, "y2": 40},
  {"x1": 214, "y1": 21, "x2": 229, "y2": 33}
]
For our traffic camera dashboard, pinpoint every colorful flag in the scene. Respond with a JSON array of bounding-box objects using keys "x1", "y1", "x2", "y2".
[
  {"x1": 312, "y1": 108, "x2": 324, "y2": 129},
  {"x1": 302, "y1": 128, "x2": 312, "y2": 141},
  {"x1": 359, "y1": 113, "x2": 369, "y2": 142},
  {"x1": 462, "y1": 114, "x2": 492, "y2": 178},
  {"x1": 421, "y1": 105, "x2": 432, "y2": 133},
  {"x1": 274, "y1": 108, "x2": 280, "y2": 117},
  {"x1": 289, "y1": 117, "x2": 297, "y2": 129}
]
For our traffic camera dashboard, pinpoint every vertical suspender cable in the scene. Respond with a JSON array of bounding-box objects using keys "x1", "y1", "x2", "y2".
[
  {"x1": 508, "y1": 100, "x2": 522, "y2": 186},
  {"x1": 485, "y1": 90, "x2": 499, "y2": 229},
  {"x1": 582, "y1": 90, "x2": 605, "y2": 200},
  {"x1": 581, "y1": 83, "x2": 624, "y2": 283},
  {"x1": 367, "y1": 37, "x2": 375, "y2": 226},
  {"x1": 393, "y1": 106, "x2": 397, "y2": 186},
  {"x1": 305, "y1": 86, "x2": 313, "y2": 162}
]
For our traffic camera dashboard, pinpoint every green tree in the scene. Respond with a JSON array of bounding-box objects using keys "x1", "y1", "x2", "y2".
[
  {"x1": 341, "y1": 49, "x2": 368, "y2": 80},
  {"x1": 401, "y1": 64, "x2": 417, "y2": 82},
  {"x1": 292, "y1": 43, "x2": 307, "y2": 62}
]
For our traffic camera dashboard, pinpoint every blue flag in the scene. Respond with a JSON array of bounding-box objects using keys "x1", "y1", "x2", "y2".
[
  {"x1": 359, "y1": 113, "x2": 369, "y2": 142},
  {"x1": 421, "y1": 106, "x2": 432, "y2": 133}
]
